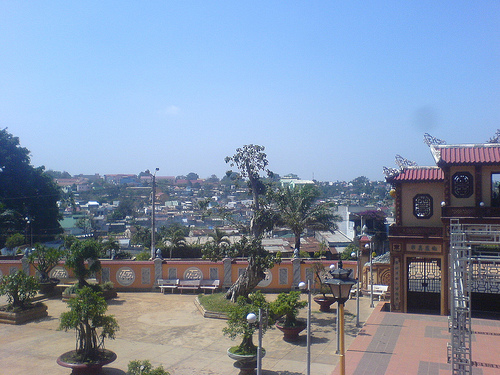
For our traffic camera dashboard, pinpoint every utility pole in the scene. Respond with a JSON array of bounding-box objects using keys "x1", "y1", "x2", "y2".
[{"x1": 151, "y1": 168, "x2": 159, "y2": 259}]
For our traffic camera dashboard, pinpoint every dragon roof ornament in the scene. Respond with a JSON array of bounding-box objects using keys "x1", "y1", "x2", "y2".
[
  {"x1": 423, "y1": 133, "x2": 446, "y2": 147},
  {"x1": 383, "y1": 166, "x2": 400, "y2": 178},
  {"x1": 395, "y1": 154, "x2": 418, "y2": 169},
  {"x1": 487, "y1": 129, "x2": 500, "y2": 143}
]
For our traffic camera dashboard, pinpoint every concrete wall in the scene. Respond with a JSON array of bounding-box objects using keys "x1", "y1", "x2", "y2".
[{"x1": 0, "y1": 258, "x2": 358, "y2": 293}]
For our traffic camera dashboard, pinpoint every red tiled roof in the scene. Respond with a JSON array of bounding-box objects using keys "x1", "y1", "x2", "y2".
[
  {"x1": 433, "y1": 144, "x2": 500, "y2": 165},
  {"x1": 390, "y1": 167, "x2": 444, "y2": 182}
]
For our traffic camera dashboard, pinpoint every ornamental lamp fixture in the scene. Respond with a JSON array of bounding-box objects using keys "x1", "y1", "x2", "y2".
[{"x1": 324, "y1": 267, "x2": 357, "y2": 304}]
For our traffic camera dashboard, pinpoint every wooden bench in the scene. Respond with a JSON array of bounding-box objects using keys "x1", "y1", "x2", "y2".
[
  {"x1": 367, "y1": 285, "x2": 389, "y2": 300},
  {"x1": 178, "y1": 279, "x2": 201, "y2": 293},
  {"x1": 200, "y1": 279, "x2": 220, "y2": 294},
  {"x1": 157, "y1": 279, "x2": 179, "y2": 294}
]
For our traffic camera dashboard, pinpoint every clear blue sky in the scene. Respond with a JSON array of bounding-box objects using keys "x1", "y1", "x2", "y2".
[{"x1": 1, "y1": 1, "x2": 499, "y2": 181}]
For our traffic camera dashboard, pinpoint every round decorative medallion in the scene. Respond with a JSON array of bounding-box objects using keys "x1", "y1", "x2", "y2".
[
  {"x1": 183, "y1": 267, "x2": 203, "y2": 280},
  {"x1": 257, "y1": 270, "x2": 272, "y2": 287},
  {"x1": 116, "y1": 267, "x2": 135, "y2": 286},
  {"x1": 50, "y1": 266, "x2": 69, "y2": 279}
]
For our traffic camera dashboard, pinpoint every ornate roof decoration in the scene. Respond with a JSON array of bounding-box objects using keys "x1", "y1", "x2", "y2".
[
  {"x1": 383, "y1": 166, "x2": 400, "y2": 178},
  {"x1": 487, "y1": 129, "x2": 500, "y2": 143},
  {"x1": 423, "y1": 133, "x2": 446, "y2": 147},
  {"x1": 395, "y1": 154, "x2": 418, "y2": 169}
]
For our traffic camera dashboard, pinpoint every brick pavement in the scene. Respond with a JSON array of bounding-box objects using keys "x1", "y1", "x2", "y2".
[{"x1": 331, "y1": 303, "x2": 500, "y2": 375}]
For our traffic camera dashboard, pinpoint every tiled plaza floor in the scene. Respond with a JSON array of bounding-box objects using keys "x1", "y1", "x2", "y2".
[{"x1": 331, "y1": 303, "x2": 500, "y2": 375}]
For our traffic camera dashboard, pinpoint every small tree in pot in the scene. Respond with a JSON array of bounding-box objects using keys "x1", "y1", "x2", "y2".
[
  {"x1": 28, "y1": 243, "x2": 65, "y2": 293},
  {"x1": 0, "y1": 270, "x2": 39, "y2": 310},
  {"x1": 57, "y1": 286, "x2": 119, "y2": 372},
  {"x1": 312, "y1": 262, "x2": 336, "y2": 312},
  {"x1": 0, "y1": 270, "x2": 48, "y2": 324},
  {"x1": 270, "y1": 290, "x2": 307, "y2": 341},
  {"x1": 224, "y1": 290, "x2": 271, "y2": 363}
]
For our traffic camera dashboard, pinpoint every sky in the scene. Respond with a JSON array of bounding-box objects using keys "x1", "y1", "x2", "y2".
[{"x1": 1, "y1": 1, "x2": 499, "y2": 182}]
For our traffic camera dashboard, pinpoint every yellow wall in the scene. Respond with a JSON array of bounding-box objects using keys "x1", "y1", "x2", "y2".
[{"x1": 400, "y1": 181, "x2": 444, "y2": 227}]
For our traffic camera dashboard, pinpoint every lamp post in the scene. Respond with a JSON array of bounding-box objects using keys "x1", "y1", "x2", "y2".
[
  {"x1": 367, "y1": 243, "x2": 375, "y2": 308},
  {"x1": 350, "y1": 248, "x2": 361, "y2": 327},
  {"x1": 246, "y1": 309, "x2": 263, "y2": 375},
  {"x1": 151, "y1": 168, "x2": 159, "y2": 259},
  {"x1": 325, "y1": 264, "x2": 357, "y2": 375},
  {"x1": 329, "y1": 264, "x2": 340, "y2": 354},
  {"x1": 298, "y1": 280, "x2": 312, "y2": 375},
  {"x1": 25, "y1": 217, "x2": 33, "y2": 249}
]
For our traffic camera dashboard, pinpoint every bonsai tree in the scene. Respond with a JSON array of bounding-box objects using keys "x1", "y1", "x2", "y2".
[
  {"x1": 312, "y1": 262, "x2": 333, "y2": 298},
  {"x1": 27, "y1": 243, "x2": 65, "y2": 283},
  {"x1": 0, "y1": 270, "x2": 39, "y2": 310},
  {"x1": 58, "y1": 286, "x2": 119, "y2": 363},
  {"x1": 269, "y1": 290, "x2": 307, "y2": 328},
  {"x1": 65, "y1": 238, "x2": 102, "y2": 288},
  {"x1": 128, "y1": 360, "x2": 170, "y2": 375},
  {"x1": 223, "y1": 291, "x2": 271, "y2": 355}
]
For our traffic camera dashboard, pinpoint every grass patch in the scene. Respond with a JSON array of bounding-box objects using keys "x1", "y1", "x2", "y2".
[{"x1": 198, "y1": 292, "x2": 235, "y2": 314}]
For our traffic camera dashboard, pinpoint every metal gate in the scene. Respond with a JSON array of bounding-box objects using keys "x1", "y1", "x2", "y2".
[{"x1": 407, "y1": 258, "x2": 441, "y2": 312}]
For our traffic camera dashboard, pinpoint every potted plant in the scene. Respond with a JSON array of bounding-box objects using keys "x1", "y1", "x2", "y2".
[
  {"x1": 270, "y1": 290, "x2": 307, "y2": 342},
  {"x1": 224, "y1": 291, "x2": 270, "y2": 373},
  {"x1": 0, "y1": 270, "x2": 48, "y2": 324},
  {"x1": 127, "y1": 360, "x2": 170, "y2": 375},
  {"x1": 27, "y1": 243, "x2": 65, "y2": 294},
  {"x1": 62, "y1": 237, "x2": 117, "y2": 301},
  {"x1": 57, "y1": 286, "x2": 119, "y2": 374},
  {"x1": 312, "y1": 262, "x2": 336, "y2": 312}
]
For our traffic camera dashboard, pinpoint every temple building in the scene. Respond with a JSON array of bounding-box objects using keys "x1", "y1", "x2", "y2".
[{"x1": 385, "y1": 133, "x2": 500, "y2": 316}]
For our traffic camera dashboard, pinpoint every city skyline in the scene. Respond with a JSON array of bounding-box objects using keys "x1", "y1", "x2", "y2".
[{"x1": 1, "y1": 2, "x2": 498, "y2": 181}]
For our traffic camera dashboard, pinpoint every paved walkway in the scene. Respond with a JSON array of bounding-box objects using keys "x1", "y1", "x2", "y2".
[
  {"x1": 1, "y1": 292, "x2": 498, "y2": 375},
  {"x1": 331, "y1": 302, "x2": 500, "y2": 375},
  {"x1": 0, "y1": 292, "x2": 372, "y2": 375}
]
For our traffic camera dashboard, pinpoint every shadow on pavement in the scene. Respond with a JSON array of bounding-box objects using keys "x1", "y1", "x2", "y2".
[{"x1": 102, "y1": 367, "x2": 126, "y2": 374}]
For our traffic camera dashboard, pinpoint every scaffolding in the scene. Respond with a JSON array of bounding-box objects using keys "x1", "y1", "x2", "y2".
[{"x1": 448, "y1": 220, "x2": 500, "y2": 374}]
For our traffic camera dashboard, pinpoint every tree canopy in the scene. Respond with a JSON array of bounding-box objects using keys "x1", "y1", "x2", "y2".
[
  {"x1": 268, "y1": 184, "x2": 342, "y2": 252},
  {"x1": 0, "y1": 128, "x2": 62, "y2": 246}
]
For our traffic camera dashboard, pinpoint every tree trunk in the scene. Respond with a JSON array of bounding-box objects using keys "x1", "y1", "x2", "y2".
[
  {"x1": 225, "y1": 259, "x2": 265, "y2": 302},
  {"x1": 294, "y1": 230, "x2": 301, "y2": 253}
]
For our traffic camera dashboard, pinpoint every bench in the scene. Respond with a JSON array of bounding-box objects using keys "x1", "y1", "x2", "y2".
[
  {"x1": 200, "y1": 279, "x2": 220, "y2": 294},
  {"x1": 367, "y1": 285, "x2": 389, "y2": 300},
  {"x1": 178, "y1": 279, "x2": 201, "y2": 293},
  {"x1": 157, "y1": 279, "x2": 179, "y2": 294}
]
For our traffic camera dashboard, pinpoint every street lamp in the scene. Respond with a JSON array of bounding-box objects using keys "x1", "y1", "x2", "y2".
[
  {"x1": 350, "y1": 248, "x2": 361, "y2": 327},
  {"x1": 151, "y1": 168, "x2": 159, "y2": 259},
  {"x1": 329, "y1": 264, "x2": 340, "y2": 354},
  {"x1": 298, "y1": 280, "x2": 312, "y2": 375},
  {"x1": 324, "y1": 264, "x2": 357, "y2": 375},
  {"x1": 246, "y1": 309, "x2": 263, "y2": 375},
  {"x1": 366, "y1": 243, "x2": 375, "y2": 308}
]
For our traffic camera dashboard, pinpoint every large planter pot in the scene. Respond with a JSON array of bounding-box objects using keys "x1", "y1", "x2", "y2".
[
  {"x1": 0, "y1": 302, "x2": 48, "y2": 325},
  {"x1": 227, "y1": 347, "x2": 266, "y2": 375},
  {"x1": 57, "y1": 349, "x2": 117, "y2": 375},
  {"x1": 38, "y1": 278, "x2": 60, "y2": 295},
  {"x1": 313, "y1": 296, "x2": 336, "y2": 312},
  {"x1": 276, "y1": 320, "x2": 306, "y2": 342}
]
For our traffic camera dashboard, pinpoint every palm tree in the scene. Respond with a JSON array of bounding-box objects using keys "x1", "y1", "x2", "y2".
[
  {"x1": 208, "y1": 228, "x2": 230, "y2": 248},
  {"x1": 269, "y1": 184, "x2": 342, "y2": 253},
  {"x1": 163, "y1": 228, "x2": 187, "y2": 259},
  {"x1": 101, "y1": 237, "x2": 120, "y2": 258}
]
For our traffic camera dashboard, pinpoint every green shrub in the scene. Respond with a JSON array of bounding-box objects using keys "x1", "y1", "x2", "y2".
[
  {"x1": 127, "y1": 359, "x2": 170, "y2": 375},
  {"x1": 0, "y1": 271, "x2": 39, "y2": 310},
  {"x1": 135, "y1": 251, "x2": 151, "y2": 261}
]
